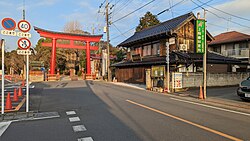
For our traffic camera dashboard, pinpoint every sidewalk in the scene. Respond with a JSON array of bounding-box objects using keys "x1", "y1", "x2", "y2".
[{"x1": 110, "y1": 82, "x2": 250, "y2": 114}]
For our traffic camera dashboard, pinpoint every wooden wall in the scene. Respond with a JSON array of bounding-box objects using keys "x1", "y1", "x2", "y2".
[
  {"x1": 177, "y1": 21, "x2": 195, "y2": 52},
  {"x1": 115, "y1": 66, "x2": 150, "y2": 84}
]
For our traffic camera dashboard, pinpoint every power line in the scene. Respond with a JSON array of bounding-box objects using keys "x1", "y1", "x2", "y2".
[
  {"x1": 112, "y1": 24, "x2": 127, "y2": 38},
  {"x1": 190, "y1": 0, "x2": 250, "y2": 29},
  {"x1": 190, "y1": 0, "x2": 214, "y2": 12},
  {"x1": 157, "y1": 0, "x2": 186, "y2": 16},
  {"x1": 111, "y1": 26, "x2": 135, "y2": 40},
  {"x1": 195, "y1": 0, "x2": 250, "y2": 22},
  {"x1": 208, "y1": 10, "x2": 250, "y2": 29},
  {"x1": 112, "y1": 0, "x2": 156, "y2": 24}
]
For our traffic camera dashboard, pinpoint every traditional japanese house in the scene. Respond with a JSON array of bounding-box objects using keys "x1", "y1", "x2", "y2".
[{"x1": 112, "y1": 12, "x2": 241, "y2": 84}]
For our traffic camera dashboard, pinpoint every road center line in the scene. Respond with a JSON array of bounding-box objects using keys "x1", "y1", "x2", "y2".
[
  {"x1": 126, "y1": 99, "x2": 242, "y2": 141},
  {"x1": 170, "y1": 98, "x2": 250, "y2": 116}
]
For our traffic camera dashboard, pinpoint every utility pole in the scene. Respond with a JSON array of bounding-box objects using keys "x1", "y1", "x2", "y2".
[
  {"x1": 203, "y1": 9, "x2": 207, "y2": 99},
  {"x1": 1, "y1": 39, "x2": 5, "y2": 115},
  {"x1": 166, "y1": 42, "x2": 170, "y2": 93},
  {"x1": 106, "y1": 0, "x2": 111, "y2": 82}
]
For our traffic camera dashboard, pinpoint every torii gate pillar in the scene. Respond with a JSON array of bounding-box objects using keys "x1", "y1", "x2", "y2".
[
  {"x1": 51, "y1": 38, "x2": 57, "y2": 75},
  {"x1": 86, "y1": 41, "x2": 91, "y2": 75}
]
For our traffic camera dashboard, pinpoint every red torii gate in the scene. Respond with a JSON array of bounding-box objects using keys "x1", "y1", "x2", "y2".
[{"x1": 34, "y1": 26, "x2": 103, "y2": 78}]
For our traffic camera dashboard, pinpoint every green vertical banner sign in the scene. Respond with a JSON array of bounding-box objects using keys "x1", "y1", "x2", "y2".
[{"x1": 196, "y1": 19, "x2": 205, "y2": 54}]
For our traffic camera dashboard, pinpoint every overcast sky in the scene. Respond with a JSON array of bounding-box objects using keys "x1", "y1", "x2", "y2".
[{"x1": 0, "y1": 0, "x2": 250, "y2": 51}]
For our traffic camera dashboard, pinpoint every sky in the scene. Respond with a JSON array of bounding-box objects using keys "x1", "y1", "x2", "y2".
[{"x1": 0, "y1": 0, "x2": 250, "y2": 51}]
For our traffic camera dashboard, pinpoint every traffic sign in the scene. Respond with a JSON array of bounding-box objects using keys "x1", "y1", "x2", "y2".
[
  {"x1": 17, "y1": 50, "x2": 32, "y2": 55},
  {"x1": 1, "y1": 18, "x2": 16, "y2": 30},
  {"x1": 1, "y1": 30, "x2": 16, "y2": 36},
  {"x1": 18, "y1": 20, "x2": 31, "y2": 32},
  {"x1": 17, "y1": 38, "x2": 31, "y2": 50},
  {"x1": 17, "y1": 32, "x2": 32, "y2": 38}
]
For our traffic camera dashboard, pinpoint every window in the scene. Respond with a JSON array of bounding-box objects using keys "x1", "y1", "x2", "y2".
[
  {"x1": 147, "y1": 45, "x2": 151, "y2": 55},
  {"x1": 152, "y1": 43, "x2": 160, "y2": 55},
  {"x1": 143, "y1": 45, "x2": 151, "y2": 56}
]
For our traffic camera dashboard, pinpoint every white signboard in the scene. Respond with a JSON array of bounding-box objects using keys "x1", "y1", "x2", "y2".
[
  {"x1": 17, "y1": 32, "x2": 32, "y2": 38},
  {"x1": 172, "y1": 72, "x2": 182, "y2": 88},
  {"x1": 169, "y1": 37, "x2": 175, "y2": 45},
  {"x1": 1, "y1": 30, "x2": 16, "y2": 36},
  {"x1": 17, "y1": 50, "x2": 32, "y2": 55}
]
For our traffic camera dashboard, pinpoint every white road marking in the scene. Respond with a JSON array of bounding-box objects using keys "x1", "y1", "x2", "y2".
[
  {"x1": 69, "y1": 117, "x2": 80, "y2": 122},
  {"x1": 77, "y1": 137, "x2": 94, "y2": 141},
  {"x1": 0, "y1": 121, "x2": 12, "y2": 136},
  {"x1": 170, "y1": 98, "x2": 250, "y2": 116},
  {"x1": 66, "y1": 111, "x2": 76, "y2": 115},
  {"x1": 33, "y1": 115, "x2": 60, "y2": 120},
  {"x1": 73, "y1": 125, "x2": 87, "y2": 132}
]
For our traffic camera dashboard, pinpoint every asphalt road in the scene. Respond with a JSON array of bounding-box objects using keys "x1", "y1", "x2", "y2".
[{"x1": 1, "y1": 80, "x2": 249, "y2": 141}]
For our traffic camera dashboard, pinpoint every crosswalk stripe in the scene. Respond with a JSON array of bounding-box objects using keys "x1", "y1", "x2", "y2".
[
  {"x1": 77, "y1": 137, "x2": 94, "y2": 141},
  {"x1": 73, "y1": 125, "x2": 86, "y2": 132},
  {"x1": 69, "y1": 117, "x2": 80, "y2": 122},
  {"x1": 66, "y1": 111, "x2": 76, "y2": 115}
]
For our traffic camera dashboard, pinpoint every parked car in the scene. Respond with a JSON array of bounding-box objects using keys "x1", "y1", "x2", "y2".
[{"x1": 237, "y1": 77, "x2": 250, "y2": 101}]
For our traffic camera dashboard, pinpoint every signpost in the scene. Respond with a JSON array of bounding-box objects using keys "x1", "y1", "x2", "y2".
[
  {"x1": 18, "y1": 20, "x2": 31, "y2": 32},
  {"x1": 17, "y1": 50, "x2": 32, "y2": 55},
  {"x1": 17, "y1": 38, "x2": 31, "y2": 50},
  {"x1": 196, "y1": 19, "x2": 205, "y2": 54},
  {"x1": 196, "y1": 11, "x2": 207, "y2": 99},
  {"x1": 1, "y1": 17, "x2": 32, "y2": 114},
  {"x1": 1, "y1": 18, "x2": 16, "y2": 30},
  {"x1": 1, "y1": 39, "x2": 5, "y2": 115}
]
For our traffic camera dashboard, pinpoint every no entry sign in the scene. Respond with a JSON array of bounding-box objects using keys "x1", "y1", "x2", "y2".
[
  {"x1": 17, "y1": 38, "x2": 31, "y2": 50},
  {"x1": 1, "y1": 18, "x2": 16, "y2": 30},
  {"x1": 18, "y1": 20, "x2": 31, "y2": 32}
]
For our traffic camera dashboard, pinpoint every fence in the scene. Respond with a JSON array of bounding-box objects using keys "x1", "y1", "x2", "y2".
[{"x1": 181, "y1": 72, "x2": 250, "y2": 88}]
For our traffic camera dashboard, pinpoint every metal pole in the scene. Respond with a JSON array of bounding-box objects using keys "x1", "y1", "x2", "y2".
[
  {"x1": 203, "y1": 9, "x2": 207, "y2": 99},
  {"x1": 166, "y1": 42, "x2": 170, "y2": 93},
  {"x1": 26, "y1": 52, "x2": 29, "y2": 112},
  {"x1": 1, "y1": 39, "x2": 5, "y2": 114},
  {"x1": 106, "y1": 0, "x2": 111, "y2": 82}
]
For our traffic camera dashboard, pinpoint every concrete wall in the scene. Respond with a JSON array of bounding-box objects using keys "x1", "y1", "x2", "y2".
[{"x1": 181, "y1": 72, "x2": 250, "y2": 87}]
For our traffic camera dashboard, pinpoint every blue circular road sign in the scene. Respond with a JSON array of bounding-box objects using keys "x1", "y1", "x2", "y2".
[{"x1": 1, "y1": 18, "x2": 16, "y2": 30}]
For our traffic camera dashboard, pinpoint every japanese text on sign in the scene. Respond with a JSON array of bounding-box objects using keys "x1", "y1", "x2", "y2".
[{"x1": 196, "y1": 19, "x2": 205, "y2": 54}]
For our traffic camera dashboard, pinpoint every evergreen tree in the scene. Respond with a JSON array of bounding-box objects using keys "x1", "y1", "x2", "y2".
[{"x1": 136, "y1": 11, "x2": 160, "y2": 32}]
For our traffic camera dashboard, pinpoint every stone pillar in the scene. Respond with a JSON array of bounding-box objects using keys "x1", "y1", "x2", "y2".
[{"x1": 146, "y1": 69, "x2": 152, "y2": 90}]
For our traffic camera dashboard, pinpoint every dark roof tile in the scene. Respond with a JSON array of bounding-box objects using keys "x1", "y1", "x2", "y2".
[{"x1": 119, "y1": 12, "x2": 194, "y2": 46}]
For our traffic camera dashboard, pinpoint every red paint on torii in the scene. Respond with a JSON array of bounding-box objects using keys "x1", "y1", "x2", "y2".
[{"x1": 34, "y1": 26, "x2": 103, "y2": 76}]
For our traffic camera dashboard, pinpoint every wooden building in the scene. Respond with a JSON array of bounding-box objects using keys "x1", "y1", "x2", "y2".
[{"x1": 112, "y1": 12, "x2": 241, "y2": 84}]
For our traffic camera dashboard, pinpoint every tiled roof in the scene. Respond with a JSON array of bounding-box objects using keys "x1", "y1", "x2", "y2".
[
  {"x1": 209, "y1": 31, "x2": 250, "y2": 45},
  {"x1": 111, "y1": 51, "x2": 241, "y2": 67},
  {"x1": 118, "y1": 12, "x2": 195, "y2": 46}
]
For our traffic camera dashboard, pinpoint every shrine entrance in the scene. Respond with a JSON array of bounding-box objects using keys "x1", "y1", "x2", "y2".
[{"x1": 34, "y1": 26, "x2": 103, "y2": 80}]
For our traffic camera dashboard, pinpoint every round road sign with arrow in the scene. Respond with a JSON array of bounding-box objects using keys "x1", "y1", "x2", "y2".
[
  {"x1": 18, "y1": 20, "x2": 31, "y2": 32},
  {"x1": 1, "y1": 18, "x2": 16, "y2": 30},
  {"x1": 17, "y1": 38, "x2": 31, "y2": 50}
]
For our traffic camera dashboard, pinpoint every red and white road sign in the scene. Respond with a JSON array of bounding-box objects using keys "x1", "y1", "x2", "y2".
[
  {"x1": 18, "y1": 20, "x2": 31, "y2": 32},
  {"x1": 17, "y1": 38, "x2": 31, "y2": 50}
]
